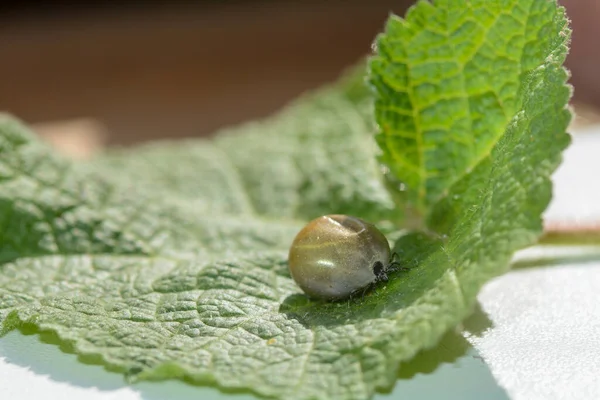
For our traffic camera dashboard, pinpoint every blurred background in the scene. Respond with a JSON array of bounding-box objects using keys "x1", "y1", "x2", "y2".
[{"x1": 0, "y1": 0, "x2": 598, "y2": 152}]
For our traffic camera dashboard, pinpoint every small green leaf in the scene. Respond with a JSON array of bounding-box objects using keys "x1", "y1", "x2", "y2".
[{"x1": 0, "y1": 1, "x2": 571, "y2": 399}]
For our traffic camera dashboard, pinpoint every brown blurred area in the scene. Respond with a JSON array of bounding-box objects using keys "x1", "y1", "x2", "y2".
[{"x1": 0, "y1": 0, "x2": 598, "y2": 150}]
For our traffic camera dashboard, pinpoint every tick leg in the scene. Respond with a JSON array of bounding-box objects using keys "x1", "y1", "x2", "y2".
[
  {"x1": 361, "y1": 286, "x2": 369, "y2": 300},
  {"x1": 358, "y1": 284, "x2": 373, "y2": 301},
  {"x1": 387, "y1": 261, "x2": 410, "y2": 273},
  {"x1": 350, "y1": 281, "x2": 380, "y2": 302}
]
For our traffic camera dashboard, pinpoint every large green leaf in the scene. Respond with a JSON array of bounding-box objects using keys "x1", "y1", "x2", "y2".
[
  {"x1": 370, "y1": 0, "x2": 569, "y2": 221},
  {"x1": 0, "y1": 1, "x2": 570, "y2": 399}
]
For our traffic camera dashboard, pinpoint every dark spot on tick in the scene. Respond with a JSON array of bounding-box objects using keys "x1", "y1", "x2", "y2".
[{"x1": 373, "y1": 261, "x2": 385, "y2": 279}]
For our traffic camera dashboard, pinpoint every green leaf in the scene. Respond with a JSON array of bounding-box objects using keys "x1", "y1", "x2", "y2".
[
  {"x1": 370, "y1": 0, "x2": 570, "y2": 222},
  {"x1": 92, "y1": 93, "x2": 394, "y2": 225},
  {"x1": 0, "y1": 1, "x2": 570, "y2": 400}
]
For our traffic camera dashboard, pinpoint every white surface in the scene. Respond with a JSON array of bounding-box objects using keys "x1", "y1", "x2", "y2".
[
  {"x1": 0, "y1": 332, "x2": 247, "y2": 400},
  {"x1": 0, "y1": 363, "x2": 134, "y2": 400},
  {"x1": 467, "y1": 263, "x2": 600, "y2": 400},
  {"x1": 2, "y1": 128, "x2": 600, "y2": 399},
  {"x1": 545, "y1": 126, "x2": 600, "y2": 223}
]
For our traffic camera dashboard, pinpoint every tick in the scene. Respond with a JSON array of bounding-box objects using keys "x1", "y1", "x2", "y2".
[{"x1": 288, "y1": 214, "x2": 400, "y2": 301}]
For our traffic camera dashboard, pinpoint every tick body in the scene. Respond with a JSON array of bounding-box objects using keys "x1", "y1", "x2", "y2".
[{"x1": 288, "y1": 214, "x2": 392, "y2": 301}]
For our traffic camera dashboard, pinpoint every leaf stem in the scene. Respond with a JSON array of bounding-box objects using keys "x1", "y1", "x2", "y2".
[{"x1": 540, "y1": 221, "x2": 600, "y2": 245}]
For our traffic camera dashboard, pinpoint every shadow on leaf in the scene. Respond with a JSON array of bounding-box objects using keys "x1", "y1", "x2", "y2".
[{"x1": 279, "y1": 232, "x2": 444, "y2": 327}]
